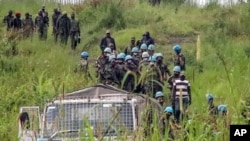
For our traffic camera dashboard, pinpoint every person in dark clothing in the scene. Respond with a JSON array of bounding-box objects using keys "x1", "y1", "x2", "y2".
[
  {"x1": 141, "y1": 32, "x2": 154, "y2": 47},
  {"x1": 70, "y1": 12, "x2": 81, "y2": 50},
  {"x1": 11, "y1": 12, "x2": 22, "y2": 31},
  {"x1": 56, "y1": 11, "x2": 71, "y2": 45},
  {"x1": 52, "y1": 8, "x2": 61, "y2": 43},
  {"x1": 22, "y1": 12, "x2": 34, "y2": 38},
  {"x1": 3, "y1": 10, "x2": 14, "y2": 31},
  {"x1": 100, "y1": 30, "x2": 116, "y2": 52}
]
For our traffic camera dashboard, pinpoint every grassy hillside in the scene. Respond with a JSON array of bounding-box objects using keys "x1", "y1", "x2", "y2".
[{"x1": 1, "y1": 0, "x2": 250, "y2": 140}]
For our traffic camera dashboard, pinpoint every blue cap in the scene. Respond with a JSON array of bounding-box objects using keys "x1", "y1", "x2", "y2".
[
  {"x1": 164, "y1": 106, "x2": 173, "y2": 113},
  {"x1": 155, "y1": 91, "x2": 164, "y2": 98}
]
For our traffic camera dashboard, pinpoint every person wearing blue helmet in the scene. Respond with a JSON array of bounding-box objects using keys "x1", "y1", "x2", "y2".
[
  {"x1": 96, "y1": 47, "x2": 111, "y2": 83},
  {"x1": 161, "y1": 106, "x2": 181, "y2": 139},
  {"x1": 173, "y1": 44, "x2": 186, "y2": 71},
  {"x1": 147, "y1": 44, "x2": 155, "y2": 57},
  {"x1": 140, "y1": 43, "x2": 148, "y2": 54},
  {"x1": 115, "y1": 53, "x2": 126, "y2": 85},
  {"x1": 123, "y1": 55, "x2": 138, "y2": 92},
  {"x1": 131, "y1": 47, "x2": 140, "y2": 66},
  {"x1": 155, "y1": 53, "x2": 171, "y2": 80},
  {"x1": 167, "y1": 66, "x2": 181, "y2": 92},
  {"x1": 217, "y1": 105, "x2": 227, "y2": 116},
  {"x1": 155, "y1": 91, "x2": 165, "y2": 107},
  {"x1": 75, "y1": 51, "x2": 92, "y2": 80},
  {"x1": 205, "y1": 93, "x2": 217, "y2": 115},
  {"x1": 124, "y1": 37, "x2": 137, "y2": 55}
]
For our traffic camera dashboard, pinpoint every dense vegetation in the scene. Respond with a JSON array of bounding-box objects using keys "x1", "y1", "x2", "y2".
[{"x1": 1, "y1": 0, "x2": 250, "y2": 140}]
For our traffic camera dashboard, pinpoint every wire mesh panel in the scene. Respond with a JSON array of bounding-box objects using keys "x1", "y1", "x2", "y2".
[{"x1": 43, "y1": 100, "x2": 135, "y2": 139}]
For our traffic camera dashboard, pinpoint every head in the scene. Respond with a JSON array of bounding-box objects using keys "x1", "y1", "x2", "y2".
[
  {"x1": 125, "y1": 55, "x2": 133, "y2": 64},
  {"x1": 142, "y1": 52, "x2": 149, "y2": 61},
  {"x1": 206, "y1": 93, "x2": 214, "y2": 105},
  {"x1": 164, "y1": 106, "x2": 173, "y2": 116},
  {"x1": 103, "y1": 47, "x2": 111, "y2": 57},
  {"x1": 155, "y1": 91, "x2": 164, "y2": 105},
  {"x1": 131, "y1": 37, "x2": 136, "y2": 45},
  {"x1": 173, "y1": 66, "x2": 181, "y2": 77},
  {"x1": 180, "y1": 72, "x2": 185, "y2": 80},
  {"x1": 173, "y1": 44, "x2": 181, "y2": 54},
  {"x1": 156, "y1": 53, "x2": 163, "y2": 64},
  {"x1": 71, "y1": 12, "x2": 75, "y2": 19},
  {"x1": 145, "y1": 31, "x2": 150, "y2": 38},
  {"x1": 106, "y1": 30, "x2": 111, "y2": 37},
  {"x1": 131, "y1": 47, "x2": 139, "y2": 57},
  {"x1": 15, "y1": 12, "x2": 21, "y2": 18},
  {"x1": 117, "y1": 53, "x2": 125, "y2": 63},
  {"x1": 19, "y1": 112, "x2": 30, "y2": 129},
  {"x1": 41, "y1": 6, "x2": 45, "y2": 11},
  {"x1": 109, "y1": 54, "x2": 116, "y2": 64},
  {"x1": 81, "y1": 51, "x2": 89, "y2": 59},
  {"x1": 217, "y1": 105, "x2": 227, "y2": 116},
  {"x1": 140, "y1": 43, "x2": 148, "y2": 52},
  {"x1": 8, "y1": 10, "x2": 13, "y2": 16},
  {"x1": 108, "y1": 43, "x2": 114, "y2": 51},
  {"x1": 62, "y1": 11, "x2": 67, "y2": 17},
  {"x1": 38, "y1": 10, "x2": 43, "y2": 16},
  {"x1": 25, "y1": 12, "x2": 29, "y2": 18},
  {"x1": 147, "y1": 44, "x2": 155, "y2": 56}
]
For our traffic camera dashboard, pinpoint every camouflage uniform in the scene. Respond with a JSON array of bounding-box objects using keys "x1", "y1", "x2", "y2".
[
  {"x1": 114, "y1": 60, "x2": 126, "y2": 86},
  {"x1": 96, "y1": 55, "x2": 109, "y2": 83},
  {"x1": 52, "y1": 9, "x2": 61, "y2": 43},
  {"x1": 124, "y1": 37, "x2": 136, "y2": 55},
  {"x1": 41, "y1": 6, "x2": 49, "y2": 40},
  {"x1": 11, "y1": 13, "x2": 22, "y2": 31},
  {"x1": 35, "y1": 11, "x2": 48, "y2": 40},
  {"x1": 56, "y1": 12, "x2": 71, "y2": 45},
  {"x1": 103, "y1": 60, "x2": 120, "y2": 85},
  {"x1": 3, "y1": 10, "x2": 14, "y2": 31},
  {"x1": 70, "y1": 13, "x2": 80, "y2": 50},
  {"x1": 22, "y1": 13, "x2": 34, "y2": 38},
  {"x1": 162, "y1": 114, "x2": 177, "y2": 141},
  {"x1": 123, "y1": 59, "x2": 138, "y2": 92},
  {"x1": 173, "y1": 53, "x2": 186, "y2": 71}
]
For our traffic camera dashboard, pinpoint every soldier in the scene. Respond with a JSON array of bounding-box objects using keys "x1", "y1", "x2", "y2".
[
  {"x1": 155, "y1": 53, "x2": 171, "y2": 81},
  {"x1": 172, "y1": 72, "x2": 191, "y2": 123},
  {"x1": 3, "y1": 10, "x2": 14, "y2": 31},
  {"x1": 11, "y1": 12, "x2": 22, "y2": 31},
  {"x1": 124, "y1": 37, "x2": 137, "y2": 55},
  {"x1": 123, "y1": 55, "x2": 138, "y2": 92},
  {"x1": 103, "y1": 55, "x2": 120, "y2": 85},
  {"x1": 22, "y1": 12, "x2": 34, "y2": 38},
  {"x1": 75, "y1": 51, "x2": 92, "y2": 80},
  {"x1": 52, "y1": 8, "x2": 61, "y2": 43},
  {"x1": 108, "y1": 43, "x2": 116, "y2": 56},
  {"x1": 131, "y1": 47, "x2": 140, "y2": 66},
  {"x1": 70, "y1": 12, "x2": 80, "y2": 50},
  {"x1": 40, "y1": 6, "x2": 49, "y2": 40},
  {"x1": 96, "y1": 47, "x2": 111, "y2": 83},
  {"x1": 139, "y1": 43, "x2": 148, "y2": 60},
  {"x1": 56, "y1": 11, "x2": 71, "y2": 45},
  {"x1": 100, "y1": 30, "x2": 116, "y2": 53},
  {"x1": 115, "y1": 53, "x2": 126, "y2": 86},
  {"x1": 35, "y1": 11, "x2": 47, "y2": 40},
  {"x1": 148, "y1": 44, "x2": 155, "y2": 58},
  {"x1": 155, "y1": 91, "x2": 166, "y2": 108},
  {"x1": 173, "y1": 45, "x2": 186, "y2": 71},
  {"x1": 161, "y1": 106, "x2": 181, "y2": 141}
]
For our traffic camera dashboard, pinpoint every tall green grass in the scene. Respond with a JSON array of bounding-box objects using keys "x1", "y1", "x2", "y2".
[{"x1": 1, "y1": 0, "x2": 250, "y2": 140}]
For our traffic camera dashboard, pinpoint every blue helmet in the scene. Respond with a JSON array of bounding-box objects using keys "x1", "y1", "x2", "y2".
[
  {"x1": 156, "y1": 53, "x2": 163, "y2": 58},
  {"x1": 206, "y1": 93, "x2": 214, "y2": 100},
  {"x1": 173, "y1": 45, "x2": 181, "y2": 52},
  {"x1": 119, "y1": 52, "x2": 126, "y2": 58},
  {"x1": 104, "y1": 47, "x2": 111, "y2": 53},
  {"x1": 164, "y1": 106, "x2": 173, "y2": 113},
  {"x1": 151, "y1": 55, "x2": 157, "y2": 62},
  {"x1": 148, "y1": 44, "x2": 155, "y2": 51},
  {"x1": 81, "y1": 51, "x2": 89, "y2": 58},
  {"x1": 173, "y1": 66, "x2": 181, "y2": 72},
  {"x1": 117, "y1": 53, "x2": 125, "y2": 59},
  {"x1": 125, "y1": 55, "x2": 132, "y2": 61},
  {"x1": 132, "y1": 47, "x2": 139, "y2": 53},
  {"x1": 217, "y1": 105, "x2": 227, "y2": 112},
  {"x1": 155, "y1": 91, "x2": 164, "y2": 98},
  {"x1": 140, "y1": 43, "x2": 148, "y2": 50},
  {"x1": 109, "y1": 55, "x2": 116, "y2": 62}
]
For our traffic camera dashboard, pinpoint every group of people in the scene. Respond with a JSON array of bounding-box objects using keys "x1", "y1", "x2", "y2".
[
  {"x1": 77, "y1": 30, "x2": 229, "y2": 140},
  {"x1": 2, "y1": 6, "x2": 81, "y2": 50}
]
